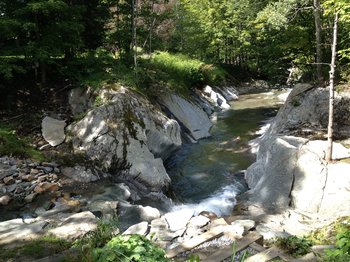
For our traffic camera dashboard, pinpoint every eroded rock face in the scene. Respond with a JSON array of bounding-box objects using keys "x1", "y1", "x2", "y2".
[
  {"x1": 246, "y1": 83, "x2": 350, "y2": 217},
  {"x1": 68, "y1": 88, "x2": 181, "y2": 191},
  {"x1": 159, "y1": 93, "x2": 212, "y2": 140}
]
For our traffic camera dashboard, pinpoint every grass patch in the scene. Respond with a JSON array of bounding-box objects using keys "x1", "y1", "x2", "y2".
[
  {"x1": 0, "y1": 123, "x2": 45, "y2": 161},
  {"x1": 0, "y1": 235, "x2": 71, "y2": 261}
]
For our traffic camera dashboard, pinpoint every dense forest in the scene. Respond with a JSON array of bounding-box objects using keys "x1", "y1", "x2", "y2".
[{"x1": 1, "y1": 0, "x2": 350, "y2": 98}]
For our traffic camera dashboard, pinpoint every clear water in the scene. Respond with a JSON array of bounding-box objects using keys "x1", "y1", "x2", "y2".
[{"x1": 166, "y1": 91, "x2": 284, "y2": 215}]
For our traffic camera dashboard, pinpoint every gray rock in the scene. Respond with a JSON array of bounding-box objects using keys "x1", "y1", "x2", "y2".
[
  {"x1": 42, "y1": 116, "x2": 66, "y2": 146},
  {"x1": 87, "y1": 200, "x2": 118, "y2": 218},
  {"x1": 123, "y1": 222, "x2": 149, "y2": 236},
  {"x1": 118, "y1": 202, "x2": 160, "y2": 230},
  {"x1": 159, "y1": 93, "x2": 212, "y2": 140},
  {"x1": 164, "y1": 209, "x2": 194, "y2": 232},
  {"x1": 48, "y1": 211, "x2": 97, "y2": 240},
  {"x1": 256, "y1": 224, "x2": 290, "y2": 240},
  {"x1": 68, "y1": 87, "x2": 94, "y2": 115},
  {"x1": 270, "y1": 83, "x2": 350, "y2": 137},
  {"x1": 246, "y1": 135, "x2": 306, "y2": 212},
  {"x1": 61, "y1": 165, "x2": 99, "y2": 183},
  {"x1": 68, "y1": 88, "x2": 181, "y2": 191},
  {"x1": 0, "y1": 164, "x2": 17, "y2": 180},
  {"x1": 24, "y1": 193, "x2": 37, "y2": 203}
]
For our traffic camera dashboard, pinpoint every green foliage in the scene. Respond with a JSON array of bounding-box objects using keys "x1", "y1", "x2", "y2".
[
  {"x1": 274, "y1": 236, "x2": 313, "y2": 258},
  {"x1": 0, "y1": 124, "x2": 44, "y2": 161},
  {"x1": 308, "y1": 217, "x2": 350, "y2": 245},
  {"x1": 92, "y1": 234, "x2": 169, "y2": 262},
  {"x1": 325, "y1": 229, "x2": 350, "y2": 261}
]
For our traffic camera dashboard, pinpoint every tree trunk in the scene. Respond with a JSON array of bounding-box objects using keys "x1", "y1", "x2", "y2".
[
  {"x1": 313, "y1": 0, "x2": 324, "y2": 86},
  {"x1": 132, "y1": 0, "x2": 138, "y2": 69},
  {"x1": 326, "y1": 12, "x2": 338, "y2": 162}
]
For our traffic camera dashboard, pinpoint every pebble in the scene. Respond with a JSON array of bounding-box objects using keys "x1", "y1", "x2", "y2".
[
  {"x1": 0, "y1": 156, "x2": 62, "y2": 203},
  {"x1": 0, "y1": 195, "x2": 11, "y2": 205}
]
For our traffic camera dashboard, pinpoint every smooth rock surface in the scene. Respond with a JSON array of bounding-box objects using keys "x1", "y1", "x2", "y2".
[
  {"x1": 49, "y1": 211, "x2": 97, "y2": 239},
  {"x1": 42, "y1": 116, "x2": 66, "y2": 146},
  {"x1": 164, "y1": 209, "x2": 194, "y2": 232},
  {"x1": 159, "y1": 93, "x2": 212, "y2": 140},
  {"x1": 123, "y1": 221, "x2": 149, "y2": 236}
]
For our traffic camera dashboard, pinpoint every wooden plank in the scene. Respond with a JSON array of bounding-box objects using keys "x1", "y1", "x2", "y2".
[
  {"x1": 203, "y1": 231, "x2": 263, "y2": 262},
  {"x1": 249, "y1": 242, "x2": 266, "y2": 252},
  {"x1": 245, "y1": 246, "x2": 282, "y2": 262},
  {"x1": 165, "y1": 226, "x2": 224, "y2": 258}
]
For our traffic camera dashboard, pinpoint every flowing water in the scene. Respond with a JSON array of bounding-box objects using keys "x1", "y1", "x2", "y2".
[{"x1": 166, "y1": 90, "x2": 287, "y2": 216}]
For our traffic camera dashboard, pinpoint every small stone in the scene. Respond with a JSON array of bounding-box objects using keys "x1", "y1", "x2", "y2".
[
  {"x1": 21, "y1": 174, "x2": 34, "y2": 182},
  {"x1": 34, "y1": 182, "x2": 60, "y2": 194},
  {"x1": 42, "y1": 162, "x2": 59, "y2": 168},
  {"x1": 3, "y1": 176, "x2": 15, "y2": 185},
  {"x1": 14, "y1": 187, "x2": 24, "y2": 194},
  {"x1": 54, "y1": 167, "x2": 60, "y2": 173},
  {"x1": 30, "y1": 169, "x2": 39, "y2": 174},
  {"x1": 0, "y1": 195, "x2": 11, "y2": 205},
  {"x1": 25, "y1": 193, "x2": 37, "y2": 203},
  {"x1": 6, "y1": 184, "x2": 16, "y2": 193}
]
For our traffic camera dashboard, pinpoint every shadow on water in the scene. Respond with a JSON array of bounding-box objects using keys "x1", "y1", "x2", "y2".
[{"x1": 165, "y1": 92, "x2": 282, "y2": 215}]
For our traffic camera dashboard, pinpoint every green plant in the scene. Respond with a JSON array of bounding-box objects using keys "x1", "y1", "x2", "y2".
[
  {"x1": 324, "y1": 229, "x2": 350, "y2": 261},
  {"x1": 186, "y1": 254, "x2": 201, "y2": 262},
  {"x1": 231, "y1": 242, "x2": 250, "y2": 262},
  {"x1": 92, "y1": 234, "x2": 169, "y2": 262},
  {"x1": 274, "y1": 236, "x2": 312, "y2": 258},
  {"x1": 0, "y1": 124, "x2": 45, "y2": 161}
]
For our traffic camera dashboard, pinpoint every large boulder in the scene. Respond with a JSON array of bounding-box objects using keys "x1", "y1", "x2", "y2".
[
  {"x1": 68, "y1": 87, "x2": 181, "y2": 191},
  {"x1": 68, "y1": 87, "x2": 94, "y2": 116},
  {"x1": 246, "y1": 134, "x2": 350, "y2": 217},
  {"x1": 159, "y1": 93, "x2": 212, "y2": 140},
  {"x1": 270, "y1": 83, "x2": 350, "y2": 137}
]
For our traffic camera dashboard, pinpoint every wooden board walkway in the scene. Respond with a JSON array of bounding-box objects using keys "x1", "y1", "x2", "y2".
[{"x1": 203, "y1": 231, "x2": 263, "y2": 262}]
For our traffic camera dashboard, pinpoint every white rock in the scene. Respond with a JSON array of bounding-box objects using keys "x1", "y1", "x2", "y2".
[
  {"x1": 0, "y1": 218, "x2": 24, "y2": 234},
  {"x1": 49, "y1": 211, "x2": 97, "y2": 239},
  {"x1": 188, "y1": 215, "x2": 210, "y2": 228},
  {"x1": 0, "y1": 221, "x2": 48, "y2": 245},
  {"x1": 203, "y1": 85, "x2": 230, "y2": 110},
  {"x1": 164, "y1": 209, "x2": 194, "y2": 232},
  {"x1": 42, "y1": 116, "x2": 66, "y2": 146},
  {"x1": 123, "y1": 222, "x2": 149, "y2": 236}
]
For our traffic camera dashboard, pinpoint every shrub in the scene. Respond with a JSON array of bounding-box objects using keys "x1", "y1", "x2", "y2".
[
  {"x1": 325, "y1": 229, "x2": 350, "y2": 262},
  {"x1": 274, "y1": 236, "x2": 312, "y2": 257},
  {"x1": 92, "y1": 234, "x2": 169, "y2": 262}
]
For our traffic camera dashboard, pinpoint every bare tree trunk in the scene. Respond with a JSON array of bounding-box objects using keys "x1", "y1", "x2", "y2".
[
  {"x1": 313, "y1": 0, "x2": 324, "y2": 86},
  {"x1": 326, "y1": 12, "x2": 338, "y2": 162},
  {"x1": 132, "y1": 0, "x2": 138, "y2": 69}
]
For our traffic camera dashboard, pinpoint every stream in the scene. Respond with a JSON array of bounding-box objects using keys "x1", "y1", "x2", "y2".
[{"x1": 164, "y1": 90, "x2": 287, "y2": 216}]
